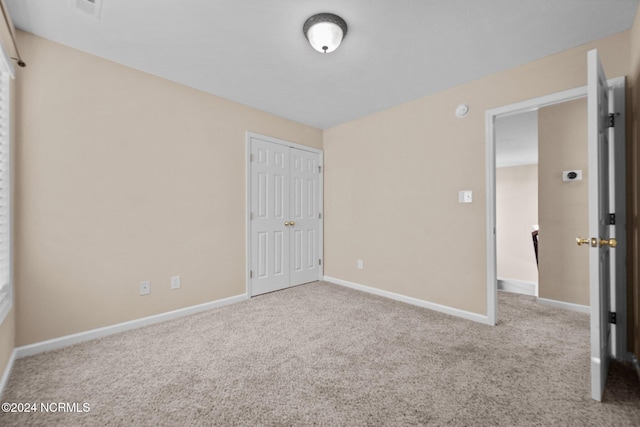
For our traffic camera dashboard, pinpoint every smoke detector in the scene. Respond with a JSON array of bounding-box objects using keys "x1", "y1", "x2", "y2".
[
  {"x1": 455, "y1": 103, "x2": 470, "y2": 118},
  {"x1": 74, "y1": 0, "x2": 103, "y2": 18}
]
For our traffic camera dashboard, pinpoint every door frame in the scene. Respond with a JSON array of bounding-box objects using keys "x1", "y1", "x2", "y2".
[
  {"x1": 485, "y1": 77, "x2": 626, "y2": 356},
  {"x1": 245, "y1": 132, "x2": 324, "y2": 296}
]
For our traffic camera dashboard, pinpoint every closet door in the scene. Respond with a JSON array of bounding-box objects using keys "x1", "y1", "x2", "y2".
[
  {"x1": 250, "y1": 138, "x2": 291, "y2": 295},
  {"x1": 289, "y1": 148, "x2": 321, "y2": 286},
  {"x1": 249, "y1": 136, "x2": 322, "y2": 296}
]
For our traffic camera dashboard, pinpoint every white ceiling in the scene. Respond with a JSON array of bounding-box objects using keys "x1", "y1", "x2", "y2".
[
  {"x1": 495, "y1": 111, "x2": 538, "y2": 168},
  {"x1": 5, "y1": 0, "x2": 639, "y2": 129}
]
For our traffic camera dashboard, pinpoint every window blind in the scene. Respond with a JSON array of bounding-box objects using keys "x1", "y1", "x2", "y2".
[{"x1": 0, "y1": 57, "x2": 10, "y2": 323}]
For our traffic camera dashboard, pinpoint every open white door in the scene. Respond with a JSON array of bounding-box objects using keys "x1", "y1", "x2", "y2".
[{"x1": 586, "y1": 49, "x2": 615, "y2": 402}]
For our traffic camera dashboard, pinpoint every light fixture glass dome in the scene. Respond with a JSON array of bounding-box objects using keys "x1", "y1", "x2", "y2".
[{"x1": 303, "y1": 13, "x2": 348, "y2": 54}]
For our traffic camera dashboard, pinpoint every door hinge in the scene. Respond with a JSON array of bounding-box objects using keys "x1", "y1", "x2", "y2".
[
  {"x1": 609, "y1": 213, "x2": 615, "y2": 225},
  {"x1": 318, "y1": 165, "x2": 322, "y2": 173},
  {"x1": 609, "y1": 311, "x2": 617, "y2": 324},
  {"x1": 319, "y1": 212, "x2": 322, "y2": 219},
  {"x1": 608, "y1": 113, "x2": 618, "y2": 128},
  {"x1": 250, "y1": 212, "x2": 254, "y2": 220},
  {"x1": 249, "y1": 270, "x2": 253, "y2": 278},
  {"x1": 250, "y1": 153, "x2": 254, "y2": 161},
  {"x1": 319, "y1": 259, "x2": 322, "y2": 266}
]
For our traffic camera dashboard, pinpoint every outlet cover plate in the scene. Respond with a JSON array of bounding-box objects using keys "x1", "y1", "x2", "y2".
[{"x1": 140, "y1": 280, "x2": 150, "y2": 296}]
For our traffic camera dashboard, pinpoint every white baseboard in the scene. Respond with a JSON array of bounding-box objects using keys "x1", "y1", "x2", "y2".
[
  {"x1": 537, "y1": 297, "x2": 590, "y2": 314},
  {"x1": 323, "y1": 276, "x2": 491, "y2": 325},
  {"x1": 0, "y1": 349, "x2": 16, "y2": 399},
  {"x1": 15, "y1": 293, "x2": 249, "y2": 359},
  {"x1": 498, "y1": 278, "x2": 537, "y2": 297}
]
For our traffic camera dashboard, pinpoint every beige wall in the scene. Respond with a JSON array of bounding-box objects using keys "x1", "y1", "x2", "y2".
[
  {"x1": 538, "y1": 98, "x2": 589, "y2": 305},
  {"x1": 496, "y1": 164, "x2": 538, "y2": 284},
  {"x1": 324, "y1": 31, "x2": 629, "y2": 315},
  {"x1": 629, "y1": 6, "x2": 640, "y2": 358},
  {"x1": 13, "y1": 31, "x2": 322, "y2": 346}
]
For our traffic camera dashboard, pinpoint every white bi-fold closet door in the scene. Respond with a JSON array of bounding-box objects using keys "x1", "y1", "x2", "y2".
[{"x1": 248, "y1": 134, "x2": 323, "y2": 296}]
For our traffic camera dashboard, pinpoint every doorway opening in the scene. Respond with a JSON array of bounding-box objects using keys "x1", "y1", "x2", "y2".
[
  {"x1": 494, "y1": 111, "x2": 540, "y2": 299},
  {"x1": 486, "y1": 85, "x2": 588, "y2": 325},
  {"x1": 495, "y1": 97, "x2": 595, "y2": 313}
]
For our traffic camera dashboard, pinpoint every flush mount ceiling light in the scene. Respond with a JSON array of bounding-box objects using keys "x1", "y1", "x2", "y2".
[{"x1": 303, "y1": 13, "x2": 348, "y2": 53}]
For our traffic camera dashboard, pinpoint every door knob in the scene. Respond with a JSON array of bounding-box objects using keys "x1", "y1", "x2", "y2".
[
  {"x1": 599, "y1": 238, "x2": 617, "y2": 248},
  {"x1": 284, "y1": 221, "x2": 290, "y2": 226},
  {"x1": 289, "y1": 221, "x2": 295, "y2": 226}
]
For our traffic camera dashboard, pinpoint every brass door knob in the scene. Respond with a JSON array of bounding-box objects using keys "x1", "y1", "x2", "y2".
[
  {"x1": 284, "y1": 221, "x2": 290, "y2": 226},
  {"x1": 600, "y1": 238, "x2": 617, "y2": 248},
  {"x1": 290, "y1": 221, "x2": 295, "y2": 226},
  {"x1": 576, "y1": 237, "x2": 589, "y2": 246}
]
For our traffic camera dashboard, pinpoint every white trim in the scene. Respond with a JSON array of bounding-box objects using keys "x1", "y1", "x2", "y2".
[
  {"x1": 245, "y1": 134, "x2": 252, "y2": 295},
  {"x1": 245, "y1": 132, "x2": 324, "y2": 297},
  {"x1": 537, "y1": 297, "x2": 590, "y2": 314},
  {"x1": 0, "y1": 349, "x2": 16, "y2": 399},
  {"x1": 324, "y1": 276, "x2": 491, "y2": 325},
  {"x1": 485, "y1": 111, "x2": 497, "y2": 325},
  {"x1": 15, "y1": 293, "x2": 248, "y2": 358},
  {"x1": 497, "y1": 278, "x2": 537, "y2": 296},
  {"x1": 246, "y1": 132, "x2": 323, "y2": 155},
  {"x1": 486, "y1": 85, "x2": 590, "y2": 327},
  {"x1": 318, "y1": 151, "x2": 324, "y2": 279}
]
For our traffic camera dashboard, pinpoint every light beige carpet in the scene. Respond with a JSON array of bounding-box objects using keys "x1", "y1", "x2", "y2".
[{"x1": 1, "y1": 281, "x2": 639, "y2": 426}]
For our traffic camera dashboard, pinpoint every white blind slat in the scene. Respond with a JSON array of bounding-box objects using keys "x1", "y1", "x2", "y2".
[{"x1": 0, "y1": 55, "x2": 10, "y2": 325}]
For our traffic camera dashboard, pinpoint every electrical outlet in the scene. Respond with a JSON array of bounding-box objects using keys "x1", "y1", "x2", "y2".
[
  {"x1": 458, "y1": 190, "x2": 473, "y2": 203},
  {"x1": 171, "y1": 275, "x2": 181, "y2": 290},
  {"x1": 140, "y1": 280, "x2": 150, "y2": 296},
  {"x1": 357, "y1": 260, "x2": 363, "y2": 270}
]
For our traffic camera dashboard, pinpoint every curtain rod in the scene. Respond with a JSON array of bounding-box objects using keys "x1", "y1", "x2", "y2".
[{"x1": 0, "y1": 1, "x2": 25, "y2": 67}]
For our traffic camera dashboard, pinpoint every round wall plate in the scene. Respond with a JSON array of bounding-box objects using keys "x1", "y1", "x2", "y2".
[{"x1": 455, "y1": 103, "x2": 470, "y2": 118}]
